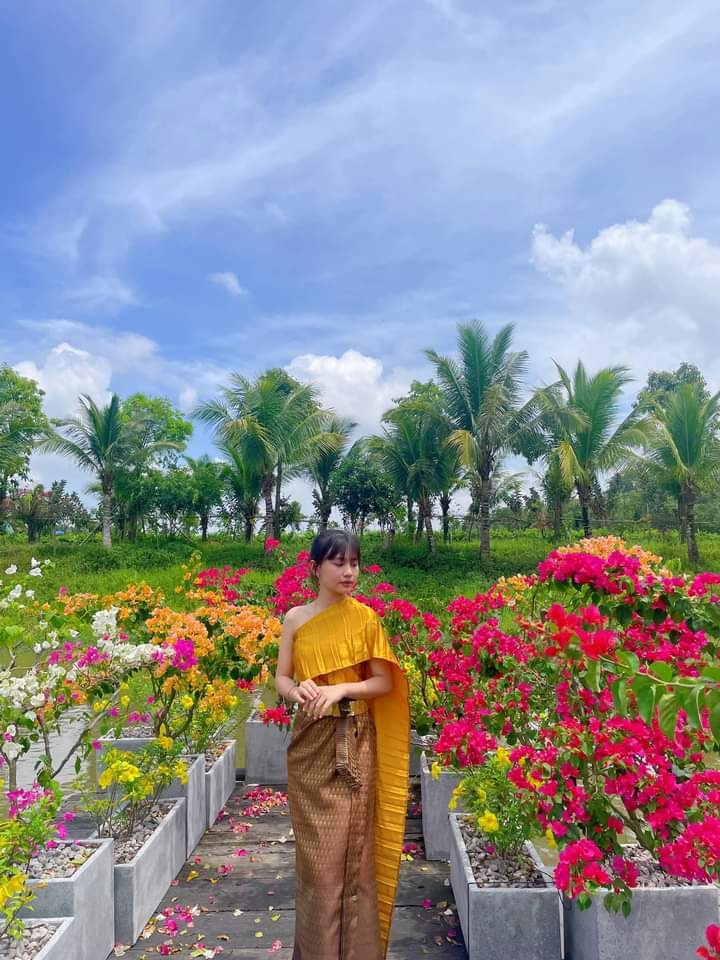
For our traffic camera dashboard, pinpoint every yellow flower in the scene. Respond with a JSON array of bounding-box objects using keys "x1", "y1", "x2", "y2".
[
  {"x1": 474, "y1": 786, "x2": 487, "y2": 803},
  {"x1": 477, "y1": 810, "x2": 499, "y2": 833},
  {"x1": 431, "y1": 761, "x2": 442, "y2": 781},
  {"x1": 157, "y1": 735, "x2": 174, "y2": 751},
  {"x1": 120, "y1": 695, "x2": 130, "y2": 708},
  {"x1": 180, "y1": 694, "x2": 194, "y2": 709},
  {"x1": 448, "y1": 782, "x2": 465, "y2": 811},
  {"x1": 495, "y1": 747, "x2": 511, "y2": 768},
  {"x1": 545, "y1": 828, "x2": 557, "y2": 849}
]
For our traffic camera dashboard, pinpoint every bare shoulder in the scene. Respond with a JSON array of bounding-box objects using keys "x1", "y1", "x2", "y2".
[{"x1": 282, "y1": 603, "x2": 317, "y2": 633}]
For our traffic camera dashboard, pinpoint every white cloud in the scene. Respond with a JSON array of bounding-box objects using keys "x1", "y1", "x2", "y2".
[
  {"x1": 209, "y1": 271, "x2": 246, "y2": 297},
  {"x1": 284, "y1": 348, "x2": 413, "y2": 441},
  {"x1": 529, "y1": 199, "x2": 720, "y2": 387},
  {"x1": 64, "y1": 274, "x2": 138, "y2": 313},
  {"x1": 14, "y1": 343, "x2": 112, "y2": 418}
]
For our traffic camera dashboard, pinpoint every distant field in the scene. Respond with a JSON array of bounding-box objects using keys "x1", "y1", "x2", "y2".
[{"x1": 1, "y1": 527, "x2": 717, "y2": 610}]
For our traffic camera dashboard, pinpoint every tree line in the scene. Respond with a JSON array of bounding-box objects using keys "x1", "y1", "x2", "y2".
[{"x1": 1, "y1": 322, "x2": 718, "y2": 562}]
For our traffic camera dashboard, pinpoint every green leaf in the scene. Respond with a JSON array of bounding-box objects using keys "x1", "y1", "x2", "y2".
[
  {"x1": 682, "y1": 685, "x2": 703, "y2": 730},
  {"x1": 621, "y1": 898, "x2": 632, "y2": 919},
  {"x1": 614, "y1": 605, "x2": 632, "y2": 628},
  {"x1": 651, "y1": 662, "x2": 674, "y2": 683},
  {"x1": 701, "y1": 666, "x2": 720, "y2": 682},
  {"x1": 709, "y1": 700, "x2": 720, "y2": 746},
  {"x1": 657, "y1": 693, "x2": 679, "y2": 738},
  {"x1": 612, "y1": 679, "x2": 628, "y2": 714},
  {"x1": 585, "y1": 659, "x2": 600, "y2": 692},
  {"x1": 635, "y1": 682, "x2": 656, "y2": 723}
]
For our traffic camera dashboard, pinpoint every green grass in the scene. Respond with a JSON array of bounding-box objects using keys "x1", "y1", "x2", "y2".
[{"x1": 0, "y1": 527, "x2": 716, "y2": 609}]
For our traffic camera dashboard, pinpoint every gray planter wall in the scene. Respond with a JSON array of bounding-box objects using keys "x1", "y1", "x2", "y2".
[
  {"x1": 19, "y1": 918, "x2": 76, "y2": 960},
  {"x1": 244, "y1": 710, "x2": 290, "y2": 784},
  {"x1": 92, "y1": 797, "x2": 187, "y2": 947},
  {"x1": 563, "y1": 881, "x2": 720, "y2": 960},
  {"x1": 100, "y1": 738, "x2": 206, "y2": 859},
  {"x1": 19, "y1": 838, "x2": 114, "y2": 960},
  {"x1": 420, "y1": 752, "x2": 464, "y2": 860},
  {"x1": 449, "y1": 813, "x2": 561, "y2": 960},
  {"x1": 205, "y1": 740, "x2": 237, "y2": 827},
  {"x1": 160, "y1": 753, "x2": 206, "y2": 856}
]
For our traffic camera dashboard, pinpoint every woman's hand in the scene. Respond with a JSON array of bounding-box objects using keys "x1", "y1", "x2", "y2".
[
  {"x1": 304, "y1": 683, "x2": 347, "y2": 720},
  {"x1": 295, "y1": 679, "x2": 322, "y2": 705}
]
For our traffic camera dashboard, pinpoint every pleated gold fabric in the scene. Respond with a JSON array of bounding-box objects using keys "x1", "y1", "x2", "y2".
[{"x1": 290, "y1": 596, "x2": 410, "y2": 959}]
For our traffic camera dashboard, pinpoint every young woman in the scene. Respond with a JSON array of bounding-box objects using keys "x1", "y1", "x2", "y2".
[{"x1": 275, "y1": 529, "x2": 409, "y2": 960}]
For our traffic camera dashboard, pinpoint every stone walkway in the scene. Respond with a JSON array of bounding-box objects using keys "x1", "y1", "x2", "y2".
[{"x1": 116, "y1": 778, "x2": 467, "y2": 958}]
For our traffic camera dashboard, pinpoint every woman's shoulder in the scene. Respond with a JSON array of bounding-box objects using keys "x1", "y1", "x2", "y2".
[{"x1": 283, "y1": 602, "x2": 316, "y2": 631}]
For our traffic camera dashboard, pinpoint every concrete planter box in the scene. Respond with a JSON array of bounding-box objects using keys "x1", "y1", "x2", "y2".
[
  {"x1": 19, "y1": 838, "x2": 114, "y2": 960},
  {"x1": 205, "y1": 740, "x2": 237, "y2": 827},
  {"x1": 100, "y1": 738, "x2": 206, "y2": 858},
  {"x1": 449, "y1": 813, "x2": 561, "y2": 960},
  {"x1": 420, "y1": 752, "x2": 464, "y2": 860},
  {"x1": 92, "y1": 797, "x2": 186, "y2": 947},
  {"x1": 159, "y1": 753, "x2": 206, "y2": 856},
  {"x1": 12, "y1": 918, "x2": 76, "y2": 960},
  {"x1": 245, "y1": 708, "x2": 290, "y2": 784},
  {"x1": 563, "y1": 873, "x2": 719, "y2": 960}
]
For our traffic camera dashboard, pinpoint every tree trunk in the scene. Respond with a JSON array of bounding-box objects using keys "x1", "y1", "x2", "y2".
[
  {"x1": 201, "y1": 512, "x2": 209, "y2": 541},
  {"x1": 244, "y1": 514, "x2": 253, "y2": 542},
  {"x1": 479, "y1": 473, "x2": 491, "y2": 560},
  {"x1": 406, "y1": 496, "x2": 415, "y2": 537},
  {"x1": 678, "y1": 490, "x2": 688, "y2": 544},
  {"x1": 552, "y1": 500, "x2": 562, "y2": 539},
  {"x1": 414, "y1": 500, "x2": 425, "y2": 544},
  {"x1": 577, "y1": 484, "x2": 592, "y2": 538},
  {"x1": 686, "y1": 487, "x2": 699, "y2": 564},
  {"x1": 102, "y1": 488, "x2": 112, "y2": 548},
  {"x1": 440, "y1": 493, "x2": 451, "y2": 544},
  {"x1": 423, "y1": 498, "x2": 436, "y2": 554},
  {"x1": 262, "y1": 474, "x2": 274, "y2": 540},
  {"x1": 273, "y1": 462, "x2": 283, "y2": 539},
  {"x1": 382, "y1": 525, "x2": 396, "y2": 549}
]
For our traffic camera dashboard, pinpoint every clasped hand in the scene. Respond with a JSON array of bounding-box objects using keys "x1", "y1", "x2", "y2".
[{"x1": 291, "y1": 680, "x2": 346, "y2": 719}]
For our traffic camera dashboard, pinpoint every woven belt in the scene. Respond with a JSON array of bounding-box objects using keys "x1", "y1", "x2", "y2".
[{"x1": 330, "y1": 697, "x2": 368, "y2": 718}]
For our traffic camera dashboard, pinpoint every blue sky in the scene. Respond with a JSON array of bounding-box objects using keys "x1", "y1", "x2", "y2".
[{"x1": 3, "y1": 0, "x2": 720, "y2": 512}]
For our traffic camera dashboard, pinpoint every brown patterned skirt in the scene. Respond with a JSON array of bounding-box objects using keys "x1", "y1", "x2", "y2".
[{"x1": 287, "y1": 710, "x2": 382, "y2": 960}]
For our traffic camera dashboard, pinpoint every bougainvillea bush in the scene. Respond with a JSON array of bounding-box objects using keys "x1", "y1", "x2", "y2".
[{"x1": 430, "y1": 536, "x2": 720, "y2": 918}]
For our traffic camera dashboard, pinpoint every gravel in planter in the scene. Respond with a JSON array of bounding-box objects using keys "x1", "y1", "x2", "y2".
[
  {"x1": 0, "y1": 920, "x2": 67, "y2": 960},
  {"x1": 97, "y1": 803, "x2": 170, "y2": 864},
  {"x1": 26, "y1": 843, "x2": 93, "y2": 880},
  {"x1": 459, "y1": 817, "x2": 548, "y2": 888},
  {"x1": 600, "y1": 844, "x2": 696, "y2": 888}
]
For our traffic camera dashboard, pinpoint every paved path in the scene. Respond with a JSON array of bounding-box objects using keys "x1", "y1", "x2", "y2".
[{"x1": 117, "y1": 778, "x2": 467, "y2": 958}]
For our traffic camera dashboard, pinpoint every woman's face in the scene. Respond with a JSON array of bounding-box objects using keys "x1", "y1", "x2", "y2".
[{"x1": 314, "y1": 549, "x2": 359, "y2": 596}]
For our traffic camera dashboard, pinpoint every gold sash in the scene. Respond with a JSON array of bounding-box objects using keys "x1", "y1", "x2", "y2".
[{"x1": 293, "y1": 595, "x2": 410, "y2": 956}]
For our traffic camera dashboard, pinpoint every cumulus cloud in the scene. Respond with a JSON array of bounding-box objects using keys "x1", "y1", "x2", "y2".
[
  {"x1": 284, "y1": 348, "x2": 415, "y2": 440},
  {"x1": 14, "y1": 342, "x2": 112, "y2": 418},
  {"x1": 209, "y1": 271, "x2": 246, "y2": 297},
  {"x1": 528, "y1": 199, "x2": 720, "y2": 386}
]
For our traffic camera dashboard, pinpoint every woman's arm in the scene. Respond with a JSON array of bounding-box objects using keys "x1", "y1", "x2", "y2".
[
  {"x1": 303, "y1": 658, "x2": 392, "y2": 719},
  {"x1": 275, "y1": 612, "x2": 318, "y2": 706}
]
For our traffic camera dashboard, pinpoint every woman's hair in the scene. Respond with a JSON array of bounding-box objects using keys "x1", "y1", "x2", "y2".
[{"x1": 309, "y1": 529, "x2": 361, "y2": 574}]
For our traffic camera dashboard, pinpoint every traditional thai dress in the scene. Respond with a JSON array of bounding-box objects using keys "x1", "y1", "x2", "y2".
[{"x1": 287, "y1": 594, "x2": 410, "y2": 960}]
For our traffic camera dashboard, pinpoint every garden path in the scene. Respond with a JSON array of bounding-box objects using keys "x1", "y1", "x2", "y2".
[{"x1": 114, "y1": 777, "x2": 467, "y2": 959}]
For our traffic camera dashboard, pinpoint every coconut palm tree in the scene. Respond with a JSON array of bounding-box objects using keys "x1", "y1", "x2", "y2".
[
  {"x1": 425, "y1": 321, "x2": 536, "y2": 560},
  {"x1": 302, "y1": 413, "x2": 357, "y2": 531},
  {"x1": 185, "y1": 455, "x2": 224, "y2": 541},
  {"x1": 40, "y1": 394, "x2": 123, "y2": 548},
  {"x1": 196, "y1": 369, "x2": 335, "y2": 540},
  {"x1": 41, "y1": 394, "x2": 180, "y2": 548},
  {"x1": 369, "y1": 404, "x2": 451, "y2": 554},
  {"x1": 537, "y1": 362, "x2": 648, "y2": 538},
  {"x1": 217, "y1": 440, "x2": 263, "y2": 541},
  {"x1": 644, "y1": 383, "x2": 720, "y2": 563}
]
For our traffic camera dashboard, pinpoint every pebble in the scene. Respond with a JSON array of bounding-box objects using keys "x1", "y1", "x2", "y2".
[
  {"x1": 26, "y1": 842, "x2": 92, "y2": 880},
  {"x1": 98, "y1": 802, "x2": 173, "y2": 864},
  {"x1": 459, "y1": 818, "x2": 548, "y2": 888},
  {"x1": 0, "y1": 920, "x2": 58, "y2": 960}
]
